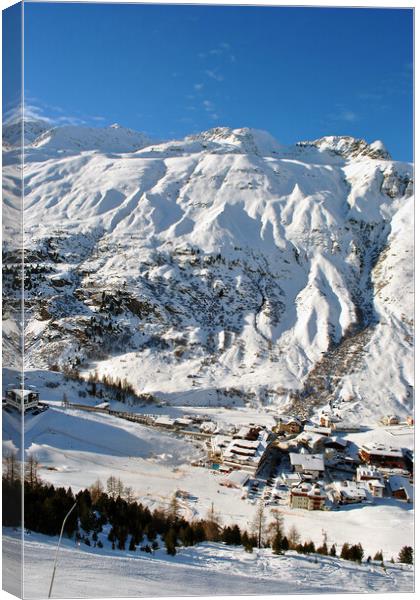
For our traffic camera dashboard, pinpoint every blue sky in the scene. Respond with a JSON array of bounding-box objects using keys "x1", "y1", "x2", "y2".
[{"x1": 13, "y1": 3, "x2": 415, "y2": 159}]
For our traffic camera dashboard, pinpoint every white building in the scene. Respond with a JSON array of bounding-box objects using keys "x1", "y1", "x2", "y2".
[
  {"x1": 4, "y1": 389, "x2": 39, "y2": 412},
  {"x1": 367, "y1": 479, "x2": 385, "y2": 498},
  {"x1": 289, "y1": 483, "x2": 326, "y2": 510},
  {"x1": 356, "y1": 465, "x2": 383, "y2": 483},
  {"x1": 222, "y1": 430, "x2": 271, "y2": 476},
  {"x1": 154, "y1": 416, "x2": 176, "y2": 428},
  {"x1": 220, "y1": 470, "x2": 250, "y2": 489},
  {"x1": 289, "y1": 453, "x2": 325, "y2": 479},
  {"x1": 304, "y1": 424, "x2": 332, "y2": 436},
  {"x1": 332, "y1": 480, "x2": 367, "y2": 504},
  {"x1": 388, "y1": 475, "x2": 413, "y2": 502},
  {"x1": 292, "y1": 431, "x2": 326, "y2": 453}
]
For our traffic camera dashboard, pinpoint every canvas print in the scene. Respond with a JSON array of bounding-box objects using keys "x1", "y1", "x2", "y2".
[{"x1": 2, "y1": 1, "x2": 414, "y2": 597}]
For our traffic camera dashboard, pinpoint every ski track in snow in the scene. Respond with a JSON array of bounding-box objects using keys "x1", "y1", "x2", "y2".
[{"x1": 2, "y1": 530, "x2": 414, "y2": 598}]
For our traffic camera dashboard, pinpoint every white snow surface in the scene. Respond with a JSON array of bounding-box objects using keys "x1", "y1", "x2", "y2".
[
  {"x1": 2, "y1": 372, "x2": 414, "y2": 564},
  {"x1": 2, "y1": 529, "x2": 414, "y2": 598},
  {"x1": 3, "y1": 123, "x2": 412, "y2": 423}
]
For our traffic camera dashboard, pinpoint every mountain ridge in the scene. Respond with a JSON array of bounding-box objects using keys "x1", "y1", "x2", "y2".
[{"x1": 2, "y1": 122, "x2": 413, "y2": 423}]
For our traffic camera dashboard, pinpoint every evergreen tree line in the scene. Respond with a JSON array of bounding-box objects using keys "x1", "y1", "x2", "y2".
[
  {"x1": 2, "y1": 459, "x2": 413, "y2": 565},
  {"x1": 59, "y1": 365, "x2": 156, "y2": 405}
]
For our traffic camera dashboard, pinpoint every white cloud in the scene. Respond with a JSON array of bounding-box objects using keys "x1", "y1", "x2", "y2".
[
  {"x1": 3, "y1": 102, "x2": 51, "y2": 124},
  {"x1": 3, "y1": 99, "x2": 106, "y2": 128},
  {"x1": 329, "y1": 106, "x2": 359, "y2": 123},
  {"x1": 194, "y1": 83, "x2": 204, "y2": 91},
  {"x1": 205, "y1": 69, "x2": 224, "y2": 82},
  {"x1": 203, "y1": 100, "x2": 215, "y2": 112}
]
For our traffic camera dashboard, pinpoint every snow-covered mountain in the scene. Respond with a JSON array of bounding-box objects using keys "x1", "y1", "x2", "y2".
[
  {"x1": 2, "y1": 124, "x2": 414, "y2": 422},
  {"x1": 2, "y1": 117, "x2": 51, "y2": 149}
]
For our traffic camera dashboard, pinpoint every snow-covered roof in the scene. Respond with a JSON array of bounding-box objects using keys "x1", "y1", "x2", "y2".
[
  {"x1": 294, "y1": 432, "x2": 326, "y2": 448},
  {"x1": 325, "y1": 436, "x2": 348, "y2": 448},
  {"x1": 223, "y1": 431, "x2": 269, "y2": 466},
  {"x1": 155, "y1": 416, "x2": 175, "y2": 427},
  {"x1": 356, "y1": 466, "x2": 383, "y2": 480},
  {"x1": 388, "y1": 475, "x2": 413, "y2": 500},
  {"x1": 224, "y1": 470, "x2": 250, "y2": 487},
  {"x1": 304, "y1": 425, "x2": 331, "y2": 436},
  {"x1": 368, "y1": 479, "x2": 385, "y2": 489},
  {"x1": 289, "y1": 453, "x2": 325, "y2": 472},
  {"x1": 290, "y1": 483, "x2": 326, "y2": 499},
  {"x1": 95, "y1": 401, "x2": 110, "y2": 409},
  {"x1": 7, "y1": 389, "x2": 38, "y2": 399},
  {"x1": 175, "y1": 417, "x2": 193, "y2": 426},
  {"x1": 281, "y1": 472, "x2": 302, "y2": 487},
  {"x1": 333, "y1": 480, "x2": 367, "y2": 501},
  {"x1": 361, "y1": 443, "x2": 404, "y2": 458},
  {"x1": 235, "y1": 426, "x2": 252, "y2": 439},
  {"x1": 200, "y1": 421, "x2": 217, "y2": 433},
  {"x1": 277, "y1": 415, "x2": 301, "y2": 425}
]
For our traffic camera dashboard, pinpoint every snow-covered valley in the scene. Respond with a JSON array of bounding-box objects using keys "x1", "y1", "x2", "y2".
[{"x1": 2, "y1": 121, "x2": 414, "y2": 596}]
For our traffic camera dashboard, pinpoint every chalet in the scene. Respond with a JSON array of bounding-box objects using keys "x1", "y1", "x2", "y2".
[
  {"x1": 332, "y1": 480, "x2": 367, "y2": 505},
  {"x1": 220, "y1": 470, "x2": 250, "y2": 489},
  {"x1": 233, "y1": 426, "x2": 261, "y2": 440},
  {"x1": 175, "y1": 417, "x2": 194, "y2": 428},
  {"x1": 304, "y1": 424, "x2": 332, "y2": 436},
  {"x1": 281, "y1": 472, "x2": 302, "y2": 488},
  {"x1": 319, "y1": 414, "x2": 333, "y2": 428},
  {"x1": 356, "y1": 465, "x2": 383, "y2": 483},
  {"x1": 358, "y1": 443, "x2": 406, "y2": 470},
  {"x1": 324, "y1": 437, "x2": 348, "y2": 452},
  {"x1": 154, "y1": 416, "x2": 176, "y2": 429},
  {"x1": 366, "y1": 479, "x2": 385, "y2": 498},
  {"x1": 200, "y1": 421, "x2": 217, "y2": 434},
  {"x1": 381, "y1": 415, "x2": 400, "y2": 426},
  {"x1": 388, "y1": 475, "x2": 413, "y2": 503},
  {"x1": 222, "y1": 429, "x2": 271, "y2": 476},
  {"x1": 289, "y1": 453, "x2": 325, "y2": 479},
  {"x1": 332, "y1": 422, "x2": 361, "y2": 433},
  {"x1": 275, "y1": 416, "x2": 302, "y2": 435},
  {"x1": 292, "y1": 431, "x2": 326, "y2": 453},
  {"x1": 289, "y1": 483, "x2": 326, "y2": 510},
  {"x1": 210, "y1": 435, "x2": 231, "y2": 457},
  {"x1": 4, "y1": 388, "x2": 39, "y2": 412}
]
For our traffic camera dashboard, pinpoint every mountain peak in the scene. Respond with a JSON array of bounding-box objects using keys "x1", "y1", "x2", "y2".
[
  {"x1": 187, "y1": 126, "x2": 284, "y2": 156},
  {"x1": 297, "y1": 135, "x2": 391, "y2": 160},
  {"x1": 2, "y1": 117, "x2": 51, "y2": 148},
  {"x1": 31, "y1": 124, "x2": 154, "y2": 154}
]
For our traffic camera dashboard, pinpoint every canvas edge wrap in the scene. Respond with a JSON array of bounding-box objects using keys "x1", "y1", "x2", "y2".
[{"x1": 2, "y1": 2, "x2": 24, "y2": 598}]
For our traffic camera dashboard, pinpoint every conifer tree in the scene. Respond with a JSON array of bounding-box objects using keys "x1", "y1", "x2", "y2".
[
  {"x1": 164, "y1": 528, "x2": 177, "y2": 555},
  {"x1": 398, "y1": 546, "x2": 413, "y2": 564},
  {"x1": 280, "y1": 536, "x2": 289, "y2": 552},
  {"x1": 129, "y1": 536, "x2": 136, "y2": 551},
  {"x1": 341, "y1": 543, "x2": 350, "y2": 560},
  {"x1": 272, "y1": 531, "x2": 283, "y2": 555}
]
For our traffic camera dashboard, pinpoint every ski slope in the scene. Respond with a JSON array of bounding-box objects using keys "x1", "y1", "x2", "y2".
[{"x1": 3, "y1": 530, "x2": 414, "y2": 598}]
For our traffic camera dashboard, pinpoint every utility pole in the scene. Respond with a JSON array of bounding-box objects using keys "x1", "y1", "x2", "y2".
[{"x1": 48, "y1": 501, "x2": 77, "y2": 598}]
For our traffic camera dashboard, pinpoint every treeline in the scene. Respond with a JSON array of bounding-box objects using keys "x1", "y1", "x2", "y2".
[
  {"x1": 2, "y1": 456, "x2": 413, "y2": 565},
  {"x1": 55, "y1": 366, "x2": 157, "y2": 405}
]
